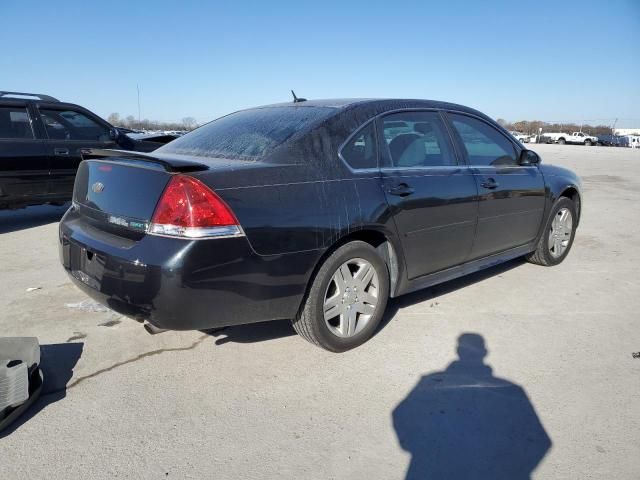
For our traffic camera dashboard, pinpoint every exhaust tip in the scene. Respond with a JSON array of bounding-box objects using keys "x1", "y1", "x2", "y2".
[{"x1": 143, "y1": 322, "x2": 168, "y2": 335}]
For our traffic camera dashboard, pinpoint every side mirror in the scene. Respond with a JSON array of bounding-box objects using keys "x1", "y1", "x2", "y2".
[
  {"x1": 109, "y1": 128, "x2": 120, "y2": 141},
  {"x1": 519, "y1": 149, "x2": 541, "y2": 166}
]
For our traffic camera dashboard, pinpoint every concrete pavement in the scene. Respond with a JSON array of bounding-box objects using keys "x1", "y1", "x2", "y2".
[{"x1": 1, "y1": 144, "x2": 639, "y2": 479}]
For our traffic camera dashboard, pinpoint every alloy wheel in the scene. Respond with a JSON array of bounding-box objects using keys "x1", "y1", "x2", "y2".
[
  {"x1": 548, "y1": 207, "x2": 573, "y2": 258},
  {"x1": 323, "y1": 258, "x2": 379, "y2": 338}
]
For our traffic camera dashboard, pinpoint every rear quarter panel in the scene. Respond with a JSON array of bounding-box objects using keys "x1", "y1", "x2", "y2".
[
  {"x1": 214, "y1": 167, "x2": 393, "y2": 256},
  {"x1": 196, "y1": 109, "x2": 398, "y2": 257}
]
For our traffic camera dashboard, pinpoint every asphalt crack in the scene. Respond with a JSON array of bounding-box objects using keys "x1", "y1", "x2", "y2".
[{"x1": 43, "y1": 334, "x2": 210, "y2": 396}]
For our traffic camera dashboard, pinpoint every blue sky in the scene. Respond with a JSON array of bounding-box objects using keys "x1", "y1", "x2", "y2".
[{"x1": 3, "y1": 0, "x2": 639, "y2": 126}]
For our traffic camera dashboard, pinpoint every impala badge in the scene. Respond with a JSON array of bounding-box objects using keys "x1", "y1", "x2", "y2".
[{"x1": 92, "y1": 182, "x2": 105, "y2": 193}]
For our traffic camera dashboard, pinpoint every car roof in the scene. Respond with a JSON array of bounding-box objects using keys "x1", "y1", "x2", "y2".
[
  {"x1": 258, "y1": 98, "x2": 374, "y2": 109},
  {"x1": 251, "y1": 98, "x2": 490, "y2": 120},
  {"x1": 0, "y1": 96, "x2": 87, "y2": 111}
]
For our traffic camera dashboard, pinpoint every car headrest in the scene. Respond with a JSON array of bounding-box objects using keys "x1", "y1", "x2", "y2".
[
  {"x1": 389, "y1": 134, "x2": 421, "y2": 162},
  {"x1": 414, "y1": 122, "x2": 434, "y2": 135}
]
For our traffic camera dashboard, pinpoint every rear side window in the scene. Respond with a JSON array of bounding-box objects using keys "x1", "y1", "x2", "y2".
[
  {"x1": 382, "y1": 111, "x2": 456, "y2": 168},
  {"x1": 158, "y1": 106, "x2": 335, "y2": 160},
  {"x1": 39, "y1": 109, "x2": 110, "y2": 141},
  {"x1": 449, "y1": 114, "x2": 517, "y2": 166},
  {"x1": 0, "y1": 107, "x2": 34, "y2": 139},
  {"x1": 340, "y1": 122, "x2": 377, "y2": 169}
]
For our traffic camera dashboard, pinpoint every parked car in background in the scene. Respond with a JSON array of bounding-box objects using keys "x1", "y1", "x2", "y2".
[
  {"x1": 126, "y1": 131, "x2": 184, "y2": 149},
  {"x1": 597, "y1": 134, "x2": 627, "y2": 147},
  {"x1": 60, "y1": 98, "x2": 582, "y2": 352},
  {"x1": 509, "y1": 131, "x2": 530, "y2": 143},
  {"x1": 0, "y1": 91, "x2": 170, "y2": 209},
  {"x1": 542, "y1": 131, "x2": 598, "y2": 145}
]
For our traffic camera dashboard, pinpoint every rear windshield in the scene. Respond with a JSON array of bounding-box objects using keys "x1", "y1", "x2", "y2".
[{"x1": 157, "y1": 106, "x2": 335, "y2": 160}]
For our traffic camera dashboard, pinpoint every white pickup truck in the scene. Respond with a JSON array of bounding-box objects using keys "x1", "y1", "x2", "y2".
[
  {"x1": 509, "y1": 131, "x2": 531, "y2": 143},
  {"x1": 542, "y1": 131, "x2": 598, "y2": 146}
]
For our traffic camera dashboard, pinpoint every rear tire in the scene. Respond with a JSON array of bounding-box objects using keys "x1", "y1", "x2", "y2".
[
  {"x1": 558, "y1": 138, "x2": 566, "y2": 145},
  {"x1": 292, "y1": 241, "x2": 390, "y2": 352},
  {"x1": 527, "y1": 197, "x2": 577, "y2": 266}
]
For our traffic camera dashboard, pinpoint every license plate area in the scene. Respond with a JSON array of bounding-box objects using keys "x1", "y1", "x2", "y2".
[{"x1": 69, "y1": 242, "x2": 104, "y2": 291}]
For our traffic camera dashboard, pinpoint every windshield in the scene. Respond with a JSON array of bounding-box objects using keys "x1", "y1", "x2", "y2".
[{"x1": 157, "y1": 106, "x2": 335, "y2": 160}]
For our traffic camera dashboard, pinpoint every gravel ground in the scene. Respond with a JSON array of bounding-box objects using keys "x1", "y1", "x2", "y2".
[{"x1": 1, "y1": 144, "x2": 639, "y2": 479}]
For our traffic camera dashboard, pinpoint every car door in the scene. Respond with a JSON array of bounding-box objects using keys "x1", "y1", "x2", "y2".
[
  {"x1": 37, "y1": 106, "x2": 116, "y2": 197},
  {"x1": 446, "y1": 112, "x2": 546, "y2": 260},
  {"x1": 378, "y1": 110, "x2": 479, "y2": 279},
  {"x1": 0, "y1": 103, "x2": 50, "y2": 205}
]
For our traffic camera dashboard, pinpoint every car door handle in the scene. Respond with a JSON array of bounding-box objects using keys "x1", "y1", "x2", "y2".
[
  {"x1": 387, "y1": 183, "x2": 415, "y2": 197},
  {"x1": 54, "y1": 148, "x2": 69, "y2": 156},
  {"x1": 481, "y1": 178, "x2": 499, "y2": 189}
]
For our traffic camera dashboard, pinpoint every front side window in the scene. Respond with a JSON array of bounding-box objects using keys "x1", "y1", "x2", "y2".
[
  {"x1": 340, "y1": 122, "x2": 377, "y2": 169},
  {"x1": 158, "y1": 106, "x2": 335, "y2": 160},
  {"x1": 449, "y1": 114, "x2": 517, "y2": 166},
  {"x1": 382, "y1": 111, "x2": 456, "y2": 168},
  {"x1": 39, "y1": 108, "x2": 110, "y2": 141},
  {"x1": 0, "y1": 107, "x2": 34, "y2": 139}
]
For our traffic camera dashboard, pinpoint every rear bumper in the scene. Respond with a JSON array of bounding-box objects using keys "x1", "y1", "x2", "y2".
[{"x1": 59, "y1": 209, "x2": 320, "y2": 330}]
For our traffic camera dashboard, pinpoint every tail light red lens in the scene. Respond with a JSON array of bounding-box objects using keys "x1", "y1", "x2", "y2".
[{"x1": 149, "y1": 175, "x2": 242, "y2": 239}]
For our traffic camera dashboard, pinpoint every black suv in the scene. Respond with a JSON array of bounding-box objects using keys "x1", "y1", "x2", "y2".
[{"x1": 0, "y1": 91, "x2": 164, "y2": 209}]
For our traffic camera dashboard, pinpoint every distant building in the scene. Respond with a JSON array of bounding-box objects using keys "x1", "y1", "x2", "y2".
[{"x1": 614, "y1": 128, "x2": 640, "y2": 136}]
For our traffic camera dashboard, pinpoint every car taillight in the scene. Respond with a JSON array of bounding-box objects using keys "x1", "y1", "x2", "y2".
[{"x1": 148, "y1": 175, "x2": 243, "y2": 239}]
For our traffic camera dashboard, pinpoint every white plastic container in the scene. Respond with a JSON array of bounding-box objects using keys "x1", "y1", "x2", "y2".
[{"x1": 0, "y1": 359, "x2": 29, "y2": 411}]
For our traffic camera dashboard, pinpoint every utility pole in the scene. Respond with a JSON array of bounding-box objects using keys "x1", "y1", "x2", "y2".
[{"x1": 137, "y1": 84, "x2": 141, "y2": 125}]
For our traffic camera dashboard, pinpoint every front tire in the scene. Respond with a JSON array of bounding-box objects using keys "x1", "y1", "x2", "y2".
[
  {"x1": 527, "y1": 197, "x2": 577, "y2": 266},
  {"x1": 585, "y1": 139, "x2": 593, "y2": 146},
  {"x1": 292, "y1": 241, "x2": 390, "y2": 352}
]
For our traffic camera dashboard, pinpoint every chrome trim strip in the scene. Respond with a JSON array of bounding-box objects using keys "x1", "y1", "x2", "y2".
[
  {"x1": 379, "y1": 165, "x2": 467, "y2": 173},
  {"x1": 470, "y1": 165, "x2": 537, "y2": 170},
  {"x1": 146, "y1": 224, "x2": 245, "y2": 240},
  {"x1": 337, "y1": 107, "x2": 465, "y2": 172},
  {"x1": 440, "y1": 109, "x2": 524, "y2": 152},
  {"x1": 337, "y1": 117, "x2": 379, "y2": 174},
  {"x1": 336, "y1": 105, "x2": 528, "y2": 172}
]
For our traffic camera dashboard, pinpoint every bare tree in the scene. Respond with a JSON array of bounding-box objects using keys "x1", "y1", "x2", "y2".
[
  {"x1": 107, "y1": 113, "x2": 121, "y2": 125},
  {"x1": 181, "y1": 117, "x2": 198, "y2": 130}
]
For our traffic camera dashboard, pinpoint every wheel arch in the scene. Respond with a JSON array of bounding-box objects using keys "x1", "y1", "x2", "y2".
[
  {"x1": 559, "y1": 186, "x2": 581, "y2": 224},
  {"x1": 297, "y1": 228, "x2": 403, "y2": 316}
]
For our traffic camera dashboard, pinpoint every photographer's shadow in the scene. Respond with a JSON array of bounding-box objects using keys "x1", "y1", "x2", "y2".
[{"x1": 393, "y1": 333, "x2": 551, "y2": 480}]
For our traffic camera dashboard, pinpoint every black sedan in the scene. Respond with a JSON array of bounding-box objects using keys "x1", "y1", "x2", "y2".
[{"x1": 59, "y1": 99, "x2": 581, "y2": 351}]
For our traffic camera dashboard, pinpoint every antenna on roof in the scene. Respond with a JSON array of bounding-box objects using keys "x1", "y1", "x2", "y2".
[{"x1": 291, "y1": 90, "x2": 307, "y2": 103}]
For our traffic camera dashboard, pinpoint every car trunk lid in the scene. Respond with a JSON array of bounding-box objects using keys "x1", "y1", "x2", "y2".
[{"x1": 73, "y1": 150, "x2": 215, "y2": 237}]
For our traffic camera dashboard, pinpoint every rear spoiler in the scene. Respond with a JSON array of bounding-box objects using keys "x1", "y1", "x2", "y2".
[{"x1": 81, "y1": 149, "x2": 209, "y2": 173}]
